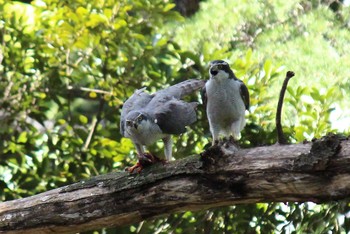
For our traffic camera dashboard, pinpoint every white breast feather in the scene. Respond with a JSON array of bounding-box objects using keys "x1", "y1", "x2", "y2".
[
  {"x1": 126, "y1": 120, "x2": 166, "y2": 146},
  {"x1": 205, "y1": 78, "x2": 246, "y2": 138}
]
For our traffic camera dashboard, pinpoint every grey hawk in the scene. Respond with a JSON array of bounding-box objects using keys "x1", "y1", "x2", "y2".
[
  {"x1": 202, "y1": 60, "x2": 250, "y2": 145},
  {"x1": 120, "y1": 79, "x2": 205, "y2": 172}
]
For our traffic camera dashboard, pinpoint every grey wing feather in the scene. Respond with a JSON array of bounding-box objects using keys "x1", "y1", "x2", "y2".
[
  {"x1": 154, "y1": 100, "x2": 198, "y2": 134},
  {"x1": 239, "y1": 81, "x2": 250, "y2": 110},
  {"x1": 156, "y1": 79, "x2": 206, "y2": 99},
  {"x1": 120, "y1": 88, "x2": 153, "y2": 136}
]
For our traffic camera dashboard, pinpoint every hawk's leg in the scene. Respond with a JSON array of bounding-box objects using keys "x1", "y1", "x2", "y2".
[
  {"x1": 126, "y1": 143, "x2": 146, "y2": 173},
  {"x1": 163, "y1": 136, "x2": 173, "y2": 161},
  {"x1": 230, "y1": 121, "x2": 241, "y2": 140},
  {"x1": 208, "y1": 119, "x2": 220, "y2": 146},
  {"x1": 210, "y1": 128, "x2": 220, "y2": 146}
]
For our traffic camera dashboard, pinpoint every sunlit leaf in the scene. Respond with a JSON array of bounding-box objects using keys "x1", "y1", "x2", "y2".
[
  {"x1": 89, "y1": 92, "x2": 97, "y2": 98},
  {"x1": 17, "y1": 132, "x2": 28, "y2": 143},
  {"x1": 79, "y1": 115, "x2": 88, "y2": 124},
  {"x1": 163, "y1": 3, "x2": 175, "y2": 12}
]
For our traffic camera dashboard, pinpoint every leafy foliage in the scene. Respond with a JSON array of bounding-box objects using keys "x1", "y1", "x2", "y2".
[
  {"x1": 0, "y1": 0, "x2": 350, "y2": 233},
  {"x1": 0, "y1": 0, "x2": 187, "y2": 199}
]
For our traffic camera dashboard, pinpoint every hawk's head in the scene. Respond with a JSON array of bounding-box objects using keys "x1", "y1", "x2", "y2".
[
  {"x1": 125, "y1": 111, "x2": 149, "y2": 131},
  {"x1": 209, "y1": 60, "x2": 235, "y2": 80}
]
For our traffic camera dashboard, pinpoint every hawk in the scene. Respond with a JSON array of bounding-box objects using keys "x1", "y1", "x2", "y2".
[
  {"x1": 202, "y1": 60, "x2": 250, "y2": 145},
  {"x1": 121, "y1": 79, "x2": 205, "y2": 172}
]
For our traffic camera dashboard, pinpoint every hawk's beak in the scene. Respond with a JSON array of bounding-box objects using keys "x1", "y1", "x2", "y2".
[
  {"x1": 126, "y1": 120, "x2": 136, "y2": 128},
  {"x1": 126, "y1": 120, "x2": 138, "y2": 129},
  {"x1": 210, "y1": 67, "x2": 218, "y2": 76}
]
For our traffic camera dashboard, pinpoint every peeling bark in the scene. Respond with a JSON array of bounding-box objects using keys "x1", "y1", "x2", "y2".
[{"x1": 0, "y1": 135, "x2": 350, "y2": 233}]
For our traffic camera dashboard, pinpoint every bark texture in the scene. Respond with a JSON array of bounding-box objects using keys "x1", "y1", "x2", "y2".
[{"x1": 0, "y1": 135, "x2": 349, "y2": 233}]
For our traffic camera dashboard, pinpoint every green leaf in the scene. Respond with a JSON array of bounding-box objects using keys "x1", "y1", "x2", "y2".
[
  {"x1": 113, "y1": 19, "x2": 127, "y2": 30},
  {"x1": 310, "y1": 88, "x2": 321, "y2": 100},
  {"x1": 79, "y1": 115, "x2": 88, "y2": 124},
  {"x1": 113, "y1": 154, "x2": 124, "y2": 162},
  {"x1": 58, "y1": 119, "x2": 66, "y2": 125},
  {"x1": 87, "y1": 13, "x2": 109, "y2": 28},
  {"x1": 89, "y1": 92, "x2": 97, "y2": 98},
  {"x1": 76, "y1": 7, "x2": 88, "y2": 17},
  {"x1": 17, "y1": 132, "x2": 28, "y2": 143},
  {"x1": 163, "y1": 3, "x2": 176, "y2": 12},
  {"x1": 287, "y1": 86, "x2": 295, "y2": 98},
  {"x1": 263, "y1": 59, "x2": 272, "y2": 80}
]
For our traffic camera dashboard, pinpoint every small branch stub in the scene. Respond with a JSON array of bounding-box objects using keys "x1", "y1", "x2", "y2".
[{"x1": 276, "y1": 71, "x2": 295, "y2": 144}]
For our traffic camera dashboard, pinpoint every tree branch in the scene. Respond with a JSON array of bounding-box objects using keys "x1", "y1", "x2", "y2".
[
  {"x1": 276, "y1": 71, "x2": 295, "y2": 144},
  {"x1": 1, "y1": 135, "x2": 349, "y2": 233}
]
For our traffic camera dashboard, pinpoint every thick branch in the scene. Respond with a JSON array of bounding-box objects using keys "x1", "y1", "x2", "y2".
[{"x1": 1, "y1": 135, "x2": 350, "y2": 233}]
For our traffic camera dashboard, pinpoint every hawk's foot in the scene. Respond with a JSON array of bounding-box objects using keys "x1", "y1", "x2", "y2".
[
  {"x1": 125, "y1": 161, "x2": 143, "y2": 174},
  {"x1": 221, "y1": 137, "x2": 228, "y2": 147},
  {"x1": 143, "y1": 152, "x2": 166, "y2": 165},
  {"x1": 222, "y1": 136, "x2": 240, "y2": 148},
  {"x1": 126, "y1": 153, "x2": 166, "y2": 173},
  {"x1": 212, "y1": 137, "x2": 229, "y2": 147}
]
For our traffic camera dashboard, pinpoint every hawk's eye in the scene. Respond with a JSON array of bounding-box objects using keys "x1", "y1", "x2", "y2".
[{"x1": 137, "y1": 115, "x2": 143, "y2": 122}]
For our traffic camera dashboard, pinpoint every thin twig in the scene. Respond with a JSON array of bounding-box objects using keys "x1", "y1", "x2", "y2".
[
  {"x1": 276, "y1": 71, "x2": 295, "y2": 144},
  {"x1": 136, "y1": 221, "x2": 144, "y2": 234},
  {"x1": 67, "y1": 85, "x2": 112, "y2": 95},
  {"x1": 82, "y1": 41, "x2": 109, "y2": 154},
  {"x1": 82, "y1": 117, "x2": 97, "y2": 151},
  {"x1": 82, "y1": 97, "x2": 105, "y2": 151}
]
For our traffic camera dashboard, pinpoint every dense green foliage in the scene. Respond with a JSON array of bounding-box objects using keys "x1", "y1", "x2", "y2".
[{"x1": 0, "y1": 0, "x2": 350, "y2": 233}]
